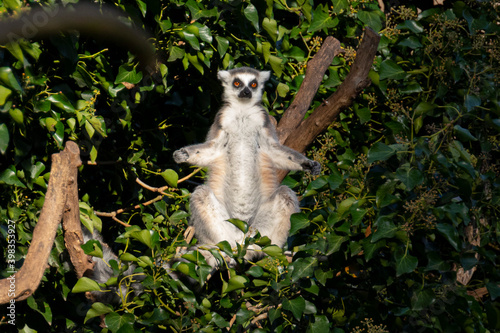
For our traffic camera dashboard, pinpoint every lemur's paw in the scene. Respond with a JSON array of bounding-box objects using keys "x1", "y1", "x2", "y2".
[
  {"x1": 173, "y1": 148, "x2": 189, "y2": 163},
  {"x1": 302, "y1": 160, "x2": 321, "y2": 175}
]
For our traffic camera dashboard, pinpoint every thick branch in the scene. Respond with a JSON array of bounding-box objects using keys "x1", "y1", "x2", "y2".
[
  {"x1": 276, "y1": 36, "x2": 342, "y2": 143},
  {"x1": 62, "y1": 143, "x2": 92, "y2": 279},
  {"x1": 0, "y1": 142, "x2": 79, "y2": 304},
  {"x1": 283, "y1": 28, "x2": 380, "y2": 155}
]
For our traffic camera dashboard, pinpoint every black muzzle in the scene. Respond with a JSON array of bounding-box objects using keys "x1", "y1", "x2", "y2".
[{"x1": 238, "y1": 87, "x2": 252, "y2": 99}]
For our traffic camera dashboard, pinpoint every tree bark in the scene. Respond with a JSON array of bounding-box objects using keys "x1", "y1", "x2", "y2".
[
  {"x1": 276, "y1": 36, "x2": 342, "y2": 144},
  {"x1": 0, "y1": 141, "x2": 81, "y2": 304},
  {"x1": 62, "y1": 145, "x2": 93, "y2": 279},
  {"x1": 277, "y1": 28, "x2": 380, "y2": 181}
]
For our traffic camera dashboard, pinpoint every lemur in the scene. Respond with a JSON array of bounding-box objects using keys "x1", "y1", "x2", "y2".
[{"x1": 173, "y1": 67, "x2": 321, "y2": 267}]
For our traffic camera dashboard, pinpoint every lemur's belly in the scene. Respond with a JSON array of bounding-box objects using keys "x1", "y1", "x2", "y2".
[{"x1": 222, "y1": 139, "x2": 270, "y2": 221}]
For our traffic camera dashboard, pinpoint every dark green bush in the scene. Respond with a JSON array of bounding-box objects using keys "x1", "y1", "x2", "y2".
[{"x1": 0, "y1": 0, "x2": 499, "y2": 332}]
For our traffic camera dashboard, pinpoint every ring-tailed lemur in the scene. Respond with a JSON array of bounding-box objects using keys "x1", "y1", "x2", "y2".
[{"x1": 173, "y1": 67, "x2": 321, "y2": 267}]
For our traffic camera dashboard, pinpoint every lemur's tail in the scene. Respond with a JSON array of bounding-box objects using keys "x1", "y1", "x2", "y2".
[{"x1": 81, "y1": 228, "x2": 144, "y2": 304}]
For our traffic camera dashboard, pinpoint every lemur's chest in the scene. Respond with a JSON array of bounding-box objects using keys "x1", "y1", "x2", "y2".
[
  {"x1": 219, "y1": 107, "x2": 266, "y2": 151},
  {"x1": 221, "y1": 108, "x2": 264, "y2": 135}
]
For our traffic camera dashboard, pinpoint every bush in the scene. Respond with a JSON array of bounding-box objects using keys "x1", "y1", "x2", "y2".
[{"x1": 0, "y1": 0, "x2": 499, "y2": 332}]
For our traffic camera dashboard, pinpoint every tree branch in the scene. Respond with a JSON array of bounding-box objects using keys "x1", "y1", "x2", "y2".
[
  {"x1": 277, "y1": 28, "x2": 380, "y2": 181},
  {"x1": 0, "y1": 142, "x2": 80, "y2": 304},
  {"x1": 276, "y1": 36, "x2": 342, "y2": 144},
  {"x1": 62, "y1": 143, "x2": 92, "y2": 280}
]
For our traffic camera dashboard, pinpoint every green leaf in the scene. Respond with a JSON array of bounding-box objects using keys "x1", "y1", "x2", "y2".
[
  {"x1": 0, "y1": 85, "x2": 12, "y2": 105},
  {"x1": 223, "y1": 275, "x2": 248, "y2": 294},
  {"x1": 243, "y1": 3, "x2": 259, "y2": 31},
  {"x1": 411, "y1": 289, "x2": 435, "y2": 311},
  {"x1": 269, "y1": 55, "x2": 283, "y2": 77},
  {"x1": 84, "y1": 302, "x2": 113, "y2": 323},
  {"x1": 308, "y1": 5, "x2": 339, "y2": 33},
  {"x1": 227, "y1": 218, "x2": 248, "y2": 233},
  {"x1": 486, "y1": 282, "x2": 500, "y2": 300},
  {"x1": 262, "y1": 18, "x2": 278, "y2": 41},
  {"x1": 308, "y1": 315, "x2": 330, "y2": 333},
  {"x1": 47, "y1": 94, "x2": 75, "y2": 113},
  {"x1": 465, "y1": 94, "x2": 481, "y2": 111},
  {"x1": 414, "y1": 101, "x2": 436, "y2": 116},
  {"x1": 0, "y1": 123, "x2": 10, "y2": 154},
  {"x1": 105, "y1": 312, "x2": 135, "y2": 333},
  {"x1": 161, "y1": 169, "x2": 178, "y2": 187},
  {"x1": 289, "y1": 213, "x2": 309, "y2": 235},
  {"x1": 215, "y1": 36, "x2": 229, "y2": 58},
  {"x1": 363, "y1": 237, "x2": 386, "y2": 261},
  {"x1": 398, "y1": 36, "x2": 423, "y2": 49},
  {"x1": 394, "y1": 249, "x2": 418, "y2": 276},
  {"x1": 454, "y1": 125, "x2": 477, "y2": 141},
  {"x1": 72, "y1": 277, "x2": 101, "y2": 293},
  {"x1": 129, "y1": 229, "x2": 153, "y2": 249},
  {"x1": 211, "y1": 312, "x2": 230, "y2": 328},
  {"x1": 0, "y1": 67, "x2": 22, "y2": 92},
  {"x1": 367, "y1": 142, "x2": 396, "y2": 163},
  {"x1": 262, "y1": 245, "x2": 283, "y2": 257},
  {"x1": 331, "y1": 0, "x2": 348, "y2": 14},
  {"x1": 277, "y1": 82, "x2": 289, "y2": 97},
  {"x1": 185, "y1": 0, "x2": 218, "y2": 21},
  {"x1": 396, "y1": 20, "x2": 424, "y2": 33},
  {"x1": 283, "y1": 297, "x2": 305, "y2": 320},
  {"x1": 372, "y1": 218, "x2": 398, "y2": 242},
  {"x1": 168, "y1": 46, "x2": 185, "y2": 62},
  {"x1": 290, "y1": 257, "x2": 317, "y2": 282},
  {"x1": 396, "y1": 165, "x2": 424, "y2": 190},
  {"x1": 52, "y1": 121, "x2": 65, "y2": 148},
  {"x1": 337, "y1": 197, "x2": 356, "y2": 216},
  {"x1": 0, "y1": 167, "x2": 25, "y2": 188},
  {"x1": 357, "y1": 10, "x2": 383, "y2": 32},
  {"x1": 436, "y1": 223, "x2": 459, "y2": 250},
  {"x1": 379, "y1": 59, "x2": 406, "y2": 80},
  {"x1": 325, "y1": 233, "x2": 347, "y2": 255},
  {"x1": 169, "y1": 210, "x2": 189, "y2": 224},
  {"x1": 136, "y1": 0, "x2": 147, "y2": 17},
  {"x1": 81, "y1": 239, "x2": 103, "y2": 258},
  {"x1": 355, "y1": 107, "x2": 371, "y2": 124},
  {"x1": 115, "y1": 65, "x2": 143, "y2": 84},
  {"x1": 246, "y1": 265, "x2": 263, "y2": 277}
]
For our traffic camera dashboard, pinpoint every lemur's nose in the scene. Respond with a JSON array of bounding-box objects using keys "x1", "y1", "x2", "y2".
[{"x1": 238, "y1": 87, "x2": 252, "y2": 99}]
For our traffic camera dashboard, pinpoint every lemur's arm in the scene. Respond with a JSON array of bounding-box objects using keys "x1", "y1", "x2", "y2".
[
  {"x1": 262, "y1": 120, "x2": 321, "y2": 175},
  {"x1": 268, "y1": 143, "x2": 321, "y2": 175},
  {"x1": 174, "y1": 112, "x2": 227, "y2": 167},
  {"x1": 173, "y1": 141, "x2": 222, "y2": 167}
]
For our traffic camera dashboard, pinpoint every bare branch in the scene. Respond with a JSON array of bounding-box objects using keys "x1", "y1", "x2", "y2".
[
  {"x1": 277, "y1": 28, "x2": 380, "y2": 181},
  {"x1": 277, "y1": 36, "x2": 343, "y2": 143},
  {"x1": 0, "y1": 142, "x2": 79, "y2": 304}
]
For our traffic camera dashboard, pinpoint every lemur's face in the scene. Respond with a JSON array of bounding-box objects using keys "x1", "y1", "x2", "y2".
[{"x1": 218, "y1": 67, "x2": 271, "y2": 104}]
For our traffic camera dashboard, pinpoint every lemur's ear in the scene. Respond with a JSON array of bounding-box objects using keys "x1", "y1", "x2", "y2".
[
  {"x1": 260, "y1": 71, "x2": 271, "y2": 83},
  {"x1": 217, "y1": 70, "x2": 230, "y2": 83}
]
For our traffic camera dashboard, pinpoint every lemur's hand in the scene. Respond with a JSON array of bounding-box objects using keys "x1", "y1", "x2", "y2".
[
  {"x1": 173, "y1": 148, "x2": 190, "y2": 163},
  {"x1": 302, "y1": 160, "x2": 321, "y2": 175}
]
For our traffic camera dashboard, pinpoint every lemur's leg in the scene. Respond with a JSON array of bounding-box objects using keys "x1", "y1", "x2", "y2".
[
  {"x1": 187, "y1": 185, "x2": 244, "y2": 267},
  {"x1": 245, "y1": 185, "x2": 299, "y2": 260}
]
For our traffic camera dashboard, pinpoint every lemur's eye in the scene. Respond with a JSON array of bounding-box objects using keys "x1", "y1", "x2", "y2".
[
  {"x1": 250, "y1": 81, "x2": 258, "y2": 88},
  {"x1": 233, "y1": 80, "x2": 241, "y2": 87}
]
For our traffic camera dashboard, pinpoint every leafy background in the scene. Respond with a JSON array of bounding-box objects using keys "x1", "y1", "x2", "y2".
[{"x1": 0, "y1": 0, "x2": 499, "y2": 332}]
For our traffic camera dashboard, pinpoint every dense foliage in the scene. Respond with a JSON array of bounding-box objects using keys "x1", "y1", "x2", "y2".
[{"x1": 0, "y1": 0, "x2": 499, "y2": 332}]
